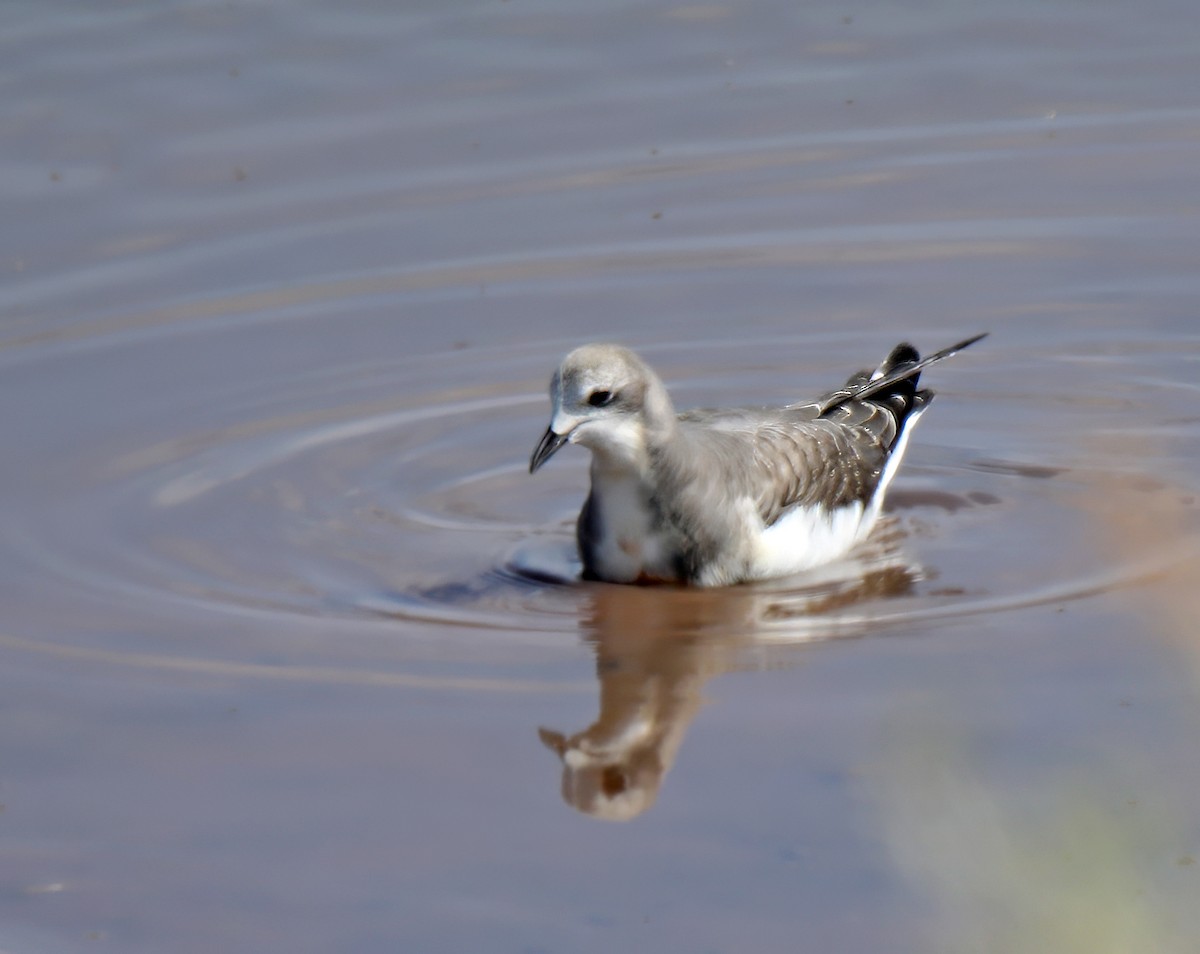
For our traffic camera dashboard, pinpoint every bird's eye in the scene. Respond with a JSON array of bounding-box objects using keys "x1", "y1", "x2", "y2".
[{"x1": 587, "y1": 390, "x2": 614, "y2": 408}]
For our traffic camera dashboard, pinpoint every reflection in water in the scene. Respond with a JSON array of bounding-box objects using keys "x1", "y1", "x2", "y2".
[{"x1": 540, "y1": 546, "x2": 916, "y2": 820}]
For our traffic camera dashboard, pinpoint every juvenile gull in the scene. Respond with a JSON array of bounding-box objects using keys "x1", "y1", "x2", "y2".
[{"x1": 529, "y1": 334, "x2": 986, "y2": 586}]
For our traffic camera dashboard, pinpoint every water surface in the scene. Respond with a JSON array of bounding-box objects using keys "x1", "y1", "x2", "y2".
[{"x1": 4, "y1": 1, "x2": 1200, "y2": 951}]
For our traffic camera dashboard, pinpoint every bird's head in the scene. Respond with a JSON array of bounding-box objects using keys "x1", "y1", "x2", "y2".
[{"x1": 529, "y1": 344, "x2": 673, "y2": 473}]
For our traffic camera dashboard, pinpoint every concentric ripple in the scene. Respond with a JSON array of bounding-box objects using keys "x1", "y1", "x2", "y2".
[{"x1": 4, "y1": 322, "x2": 1197, "y2": 685}]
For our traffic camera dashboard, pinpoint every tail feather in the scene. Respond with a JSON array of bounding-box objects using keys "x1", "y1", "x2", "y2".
[
  {"x1": 817, "y1": 332, "x2": 987, "y2": 418},
  {"x1": 870, "y1": 341, "x2": 923, "y2": 425}
]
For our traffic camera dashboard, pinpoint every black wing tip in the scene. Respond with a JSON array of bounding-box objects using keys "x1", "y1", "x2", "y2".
[
  {"x1": 885, "y1": 331, "x2": 987, "y2": 370},
  {"x1": 884, "y1": 341, "x2": 920, "y2": 370},
  {"x1": 901, "y1": 330, "x2": 989, "y2": 366},
  {"x1": 818, "y1": 331, "x2": 987, "y2": 416},
  {"x1": 943, "y1": 331, "x2": 989, "y2": 355}
]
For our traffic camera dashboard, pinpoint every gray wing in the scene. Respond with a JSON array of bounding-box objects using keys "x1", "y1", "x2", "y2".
[
  {"x1": 675, "y1": 394, "x2": 907, "y2": 526},
  {"x1": 664, "y1": 333, "x2": 982, "y2": 535}
]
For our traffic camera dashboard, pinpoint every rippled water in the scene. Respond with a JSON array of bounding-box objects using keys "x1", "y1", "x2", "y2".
[{"x1": 5, "y1": 1, "x2": 1200, "y2": 951}]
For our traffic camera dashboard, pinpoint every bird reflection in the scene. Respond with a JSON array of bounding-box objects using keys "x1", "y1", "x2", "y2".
[{"x1": 539, "y1": 537, "x2": 916, "y2": 821}]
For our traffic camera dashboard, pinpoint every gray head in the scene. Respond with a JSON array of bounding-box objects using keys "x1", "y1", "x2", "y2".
[
  {"x1": 537, "y1": 725, "x2": 663, "y2": 821},
  {"x1": 529, "y1": 343, "x2": 675, "y2": 473}
]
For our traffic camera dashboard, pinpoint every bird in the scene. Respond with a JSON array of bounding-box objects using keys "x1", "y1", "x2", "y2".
[{"x1": 529, "y1": 333, "x2": 986, "y2": 587}]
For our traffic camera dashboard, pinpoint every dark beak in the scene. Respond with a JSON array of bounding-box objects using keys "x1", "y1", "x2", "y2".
[
  {"x1": 530, "y1": 429, "x2": 571, "y2": 472},
  {"x1": 537, "y1": 726, "x2": 568, "y2": 758},
  {"x1": 529, "y1": 427, "x2": 568, "y2": 473}
]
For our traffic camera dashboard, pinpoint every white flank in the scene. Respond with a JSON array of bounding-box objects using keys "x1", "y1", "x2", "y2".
[{"x1": 748, "y1": 500, "x2": 868, "y2": 582}]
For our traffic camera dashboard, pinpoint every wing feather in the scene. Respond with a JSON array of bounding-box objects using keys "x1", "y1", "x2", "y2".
[{"x1": 673, "y1": 409, "x2": 891, "y2": 528}]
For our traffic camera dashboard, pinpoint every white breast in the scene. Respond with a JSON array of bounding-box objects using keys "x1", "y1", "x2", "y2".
[{"x1": 587, "y1": 471, "x2": 673, "y2": 583}]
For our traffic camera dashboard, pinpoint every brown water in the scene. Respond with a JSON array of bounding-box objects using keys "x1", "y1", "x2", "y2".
[{"x1": 5, "y1": 1, "x2": 1200, "y2": 951}]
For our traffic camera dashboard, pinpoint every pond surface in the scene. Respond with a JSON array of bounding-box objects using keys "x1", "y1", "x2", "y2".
[{"x1": 3, "y1": 1, "x2": 1200, "y2": 951}]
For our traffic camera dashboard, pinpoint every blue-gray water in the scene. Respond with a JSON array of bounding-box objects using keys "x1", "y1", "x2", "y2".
[{"x1": 3, "y1": 1, "x2": 1200, "y2": 951}]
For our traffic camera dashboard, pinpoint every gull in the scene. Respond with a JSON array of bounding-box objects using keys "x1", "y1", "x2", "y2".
[{"x1": 529, "y1": 333, "x2": 986, "y2": 586}]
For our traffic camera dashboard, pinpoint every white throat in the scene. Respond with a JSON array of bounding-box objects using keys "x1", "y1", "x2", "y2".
[{"x1": 572, "y1": 416, "x2": 649, "y2": 474}]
